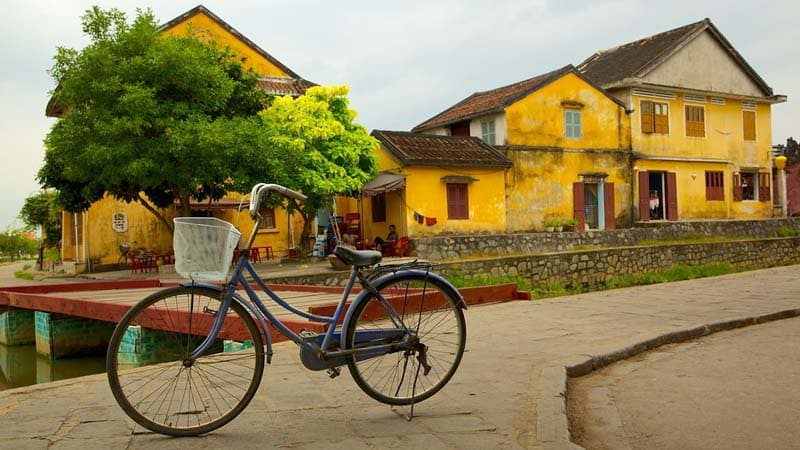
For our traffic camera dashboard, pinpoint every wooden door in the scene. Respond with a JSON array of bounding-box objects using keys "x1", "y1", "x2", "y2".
[
  {"x1": 638, "y1": 171, "x2": 649, "y2": 221},
  {"x1": 666, "y1": 172, "x2": 678, "y2": 221},
  {"x1": 573, "y1": 182, "x2": 585, "y2": 232},
  {"x1": 604, "y1": 182, "x2": 615, "y2": 230}
]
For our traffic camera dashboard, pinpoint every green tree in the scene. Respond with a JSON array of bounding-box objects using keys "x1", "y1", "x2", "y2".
[
  {"x1": 19, "y1": 190, "x2": 61, "y2": 247},
  {"x1": 260, "y1": 85, "x2": 378, "y2": 249},
  {"x1": 0, "y1": 229, "x2": 38, "y2": 262},
  {"x1": 39, "y1": 7, "x2": 277, "y2": 232}
]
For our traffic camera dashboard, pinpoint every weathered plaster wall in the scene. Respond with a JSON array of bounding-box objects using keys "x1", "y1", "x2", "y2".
[{"x1": 160, "y1": 11, "x2": 291, "y2": 78}]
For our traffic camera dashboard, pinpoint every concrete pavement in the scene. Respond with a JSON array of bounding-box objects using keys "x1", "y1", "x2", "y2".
[{"x1": 0, "y1": 264, "x2": 798, "y2": 449}]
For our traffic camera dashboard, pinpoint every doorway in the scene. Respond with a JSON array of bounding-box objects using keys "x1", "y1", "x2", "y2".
[
  {"x1": 584, "y1": 183, "x2": 599, "y2": 229},
  {"x1": 648, "y1": 172, "x2": 665, "y2": 220}
]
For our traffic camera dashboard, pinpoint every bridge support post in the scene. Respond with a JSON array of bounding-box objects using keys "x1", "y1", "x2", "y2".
[
  {"x1": 0, "y1": 308, "x2": 35, "y2": 345},
  {"x1": 35, "y1": 312, "x2": 116, "y2": 359}
]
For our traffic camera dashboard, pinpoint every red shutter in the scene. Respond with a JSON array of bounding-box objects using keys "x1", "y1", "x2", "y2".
[
  {"x1": 604, "y1": 182, "x2": 615, "y2": 230},
  {"x1": 758, "y1": 173, "x2": 770, "y2": 202},
  {"x1": 447, "y1": 184, "x2": 468, "y2": 219},
  {"x1": 638, "y1": 171, "x2": 650, "y2": 221},
  {"x1": 573, "y1": 182, "x2": 585, "y2": 232},
  {"x1": 666, "y1": 172, "x2": 678, "y2": 221},
  {"x1": 733, "y1": 173, "x2": 743, "y2": 202}
]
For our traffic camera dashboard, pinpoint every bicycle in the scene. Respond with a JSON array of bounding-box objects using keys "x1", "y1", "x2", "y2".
[{"x1": 106, "y1": 183, "x2": 467, "y2": 436}]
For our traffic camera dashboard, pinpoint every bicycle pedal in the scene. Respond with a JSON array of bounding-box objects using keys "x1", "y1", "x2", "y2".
[
  {"x1": 326, "y1": 367, "x2": 341, "y2": 379},
  {"x1": 299, "y1": 330, "x2": 319, "y2": 342}
]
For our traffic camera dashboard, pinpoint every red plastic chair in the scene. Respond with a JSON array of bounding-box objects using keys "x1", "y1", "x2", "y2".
[{"x1": 386, "y1": 236, "x2": 409, "y2": 257}]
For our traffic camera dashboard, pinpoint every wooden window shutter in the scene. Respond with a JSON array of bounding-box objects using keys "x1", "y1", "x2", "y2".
[
  {"x1": 685, "y1": 106, "x2": 705, "y2": 138},
  {"x1": 641, "y1": 101, "x2": 654, "y2": 133},
  {"x1": 705, "y1": 171, "x2": 724, "y2": 201},
  {"x1": 743, "y1": 110, "x2": 756, "y2": 141},
  {"x1": 733, "y1": 173, "x2": 743, "y2": 202},
  {"x1": 573, "y1": 182, "x2": 585, "y2": 232},
  {"x1": 665, "y1": 172, "x2": 678, "y2": 221},
  {"x1": 758, "y1": 173, "x2": 770, "y2": 202},
  {"x1": 603, "y1": 182, "x2": 615, "y2": 230},
  {"x1": 638, "y1": 171, "x2": 650, "y2": 221},
  {"x1": 654, "y1": 103, "x2": 669, "y2": 134},
  {"x1": 447, "y1": 184, "x2": 468, "y2": 220}
]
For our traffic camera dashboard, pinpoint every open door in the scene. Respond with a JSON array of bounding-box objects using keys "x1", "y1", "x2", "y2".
[
  {"x1": 573, "y1": 182, "x2": 585, "y2": 231},
  {"x1": 638, "y1": 171, "x2": 649, "y2": 221},
  {"x1": 604, "y1": 182, "x2": 615, "y2": 230},
  {"x1": 666, "y1": 172, "x2": 678, "y2": 221}
]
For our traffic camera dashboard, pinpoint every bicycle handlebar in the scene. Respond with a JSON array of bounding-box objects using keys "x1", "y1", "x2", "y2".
[{"x1": 249, "y1": 183, "x2": 307, "y2": 219}]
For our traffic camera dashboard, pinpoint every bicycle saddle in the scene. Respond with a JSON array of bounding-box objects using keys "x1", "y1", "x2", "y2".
[{"x1": 333, "y1": 246, "x2": 382, "y2": 267}]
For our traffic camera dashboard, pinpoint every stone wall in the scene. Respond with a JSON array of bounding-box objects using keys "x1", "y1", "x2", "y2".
[
  {"x1": 437, "y1": 237, "x2": 800, "y2": 289},
  {"x1": 412, "y1": 218, "x2": 800, "y2": 261},
  {"x1": 269, "y1": 236, "x2": 800, "y2": 290}
]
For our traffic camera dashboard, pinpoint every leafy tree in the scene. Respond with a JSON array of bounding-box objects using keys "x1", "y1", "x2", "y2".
[
  {"x1": 0, "y1": 229, "x2": 38, "y2": 262},
  {"x1": 260, "y1": 85, "x2": 378, "y2": 249},
  {"x1": 19, "y1": 190, "x2": 61, "y2": 247},
  {"x1": 39, "y1": 7, "x2": 277, "y2": 232}
]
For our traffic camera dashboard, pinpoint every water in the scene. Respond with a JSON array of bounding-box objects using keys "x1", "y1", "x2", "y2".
[{"x1": 0, "y1": 344, "x2": 106, "y2": 391}]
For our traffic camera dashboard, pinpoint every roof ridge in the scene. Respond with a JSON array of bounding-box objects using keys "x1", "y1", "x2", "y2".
[
  {"x1": 159, "y1": 5, "x2": 304, "y2": 79},
  {"x1": 593, "y1": 19, "x2": 706, "y2": 58}
]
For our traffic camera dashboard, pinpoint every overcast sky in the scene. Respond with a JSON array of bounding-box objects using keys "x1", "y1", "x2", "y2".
[{"x1": 1, "y1": 0, "x2": 798, "y2": 231}]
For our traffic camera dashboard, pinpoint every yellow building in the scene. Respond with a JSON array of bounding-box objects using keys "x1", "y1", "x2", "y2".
[
  {"x1": 359, "y1": 131, "x2": 511, "y2": 242},
  {"x1": 578, "y1": 18, "x2": 786, "y2": 221},
  {"x1": 48, "y1": 6, "x2": 315, "y2": 270},
  {"x1": 412, "y1": 65, "x2": 632, "y2": 231}
]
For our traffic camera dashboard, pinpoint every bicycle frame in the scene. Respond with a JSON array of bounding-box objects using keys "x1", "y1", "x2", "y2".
[{"x1": 186, "y1": 249, "x2": 414, "y2": 364}]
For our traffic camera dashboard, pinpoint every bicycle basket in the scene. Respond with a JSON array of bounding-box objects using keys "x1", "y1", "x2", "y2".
[{"x1": 173, "y1": 217, "x2": 241, "y2": 281}]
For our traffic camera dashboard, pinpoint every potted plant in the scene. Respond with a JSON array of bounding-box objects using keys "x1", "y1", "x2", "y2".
[
  {"x1": 544, "y1": 218, "x2": 557, "y2": 232},
  {"x1": 554, "y1": 218, "x2": 564, "y2": 232},
  {"x1": 564, "y1": 218, "x2": 579, "y2": 231}
]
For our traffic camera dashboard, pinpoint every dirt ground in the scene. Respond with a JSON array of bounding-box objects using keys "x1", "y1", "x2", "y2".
[{"x1": 568, "y1": 316, "x2": 800, "y2": 450}]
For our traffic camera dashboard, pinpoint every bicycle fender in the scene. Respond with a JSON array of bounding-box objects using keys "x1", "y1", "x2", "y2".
[
  {"x1": 340, "y1": 270, "x2": 467, "y2": 341},
  {"x1": 180, "y1": 282, "x2": 274, "y2": 363}
]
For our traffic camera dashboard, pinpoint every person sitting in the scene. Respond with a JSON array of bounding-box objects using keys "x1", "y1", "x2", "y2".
[{"x1": 373, "y1": 224, "x2": 398, "y2": 254}]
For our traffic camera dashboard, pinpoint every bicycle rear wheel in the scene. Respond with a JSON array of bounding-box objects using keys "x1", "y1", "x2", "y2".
[
  {"x1": 106, "y1": 286, "x2": 264, "y2": 436},
  {"x1": 344, "y1": 272, "x2": 466, "y2": 405}
]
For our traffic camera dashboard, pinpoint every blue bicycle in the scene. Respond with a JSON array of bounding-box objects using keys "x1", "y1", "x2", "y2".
[{"x1": 106, "y1": 183, "x2": 467, "y2": 436}]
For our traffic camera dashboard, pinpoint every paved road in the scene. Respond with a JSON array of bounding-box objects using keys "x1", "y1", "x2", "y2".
[
  {"x1": 569, "y1": 316, "x2": 800, "y2": 450},
  {"x1": 0, "y1": 265, "x2": 798, "y2": 449}
]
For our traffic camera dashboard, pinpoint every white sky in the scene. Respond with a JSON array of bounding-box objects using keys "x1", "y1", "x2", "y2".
[{"x1": 1, "y1": 0, "x2": 797, "y2": 230}]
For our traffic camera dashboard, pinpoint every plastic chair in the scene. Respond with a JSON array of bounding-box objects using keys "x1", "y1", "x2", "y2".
[{"x1": 386, "y1": 236, "x2": 409, "y2": 257}]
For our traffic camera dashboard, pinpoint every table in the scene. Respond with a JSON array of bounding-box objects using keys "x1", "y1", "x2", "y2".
[{"x1": 250, "y1": 246, "x2": 274, "y2": 263}]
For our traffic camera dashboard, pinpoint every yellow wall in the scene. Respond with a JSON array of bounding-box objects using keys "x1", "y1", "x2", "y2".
[
  {"x1": 505, "y1": 72, "x2": 631, "y2": 150},
  {"x1": 626, "y1": 91, "x2": 774, "y2": 219},
  {"x1": 505, "y1": 150, "x2": 632, "y2": 230},
  {"x1": 502, "y1": 72, "x2": 633, "y2": 230},
  {"x1": 160, "y1": 11, "x2": 291, "y2": 78},
  {"x1": 363, "y1": 147, "x2": 507, "y2": 240}
]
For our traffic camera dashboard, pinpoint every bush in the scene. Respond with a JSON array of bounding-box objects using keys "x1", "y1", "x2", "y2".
[{"x1": 777, "y1": 226, "x2": 800, "y2": 237}]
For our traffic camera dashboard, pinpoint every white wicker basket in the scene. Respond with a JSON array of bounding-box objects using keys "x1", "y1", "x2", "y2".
[{"x1": 173, "y1": 217, "x2": 241, "y2": 281}]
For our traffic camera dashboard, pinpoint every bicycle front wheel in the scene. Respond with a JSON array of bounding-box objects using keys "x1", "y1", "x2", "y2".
[
  {"x1": 106, "y1": 286, "x2": 265, "y2": 436},
  {"x1": 344, "y1": 272, "x2": 466, "y2": 405}
]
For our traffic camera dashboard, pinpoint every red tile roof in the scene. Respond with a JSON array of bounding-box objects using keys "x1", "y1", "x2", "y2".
[
  {"x1": 257, "y1": 77, "x2": 317, "y2": 97},
  {"x1": 413, "y1": 66, "x2": 573, "y2": 132},
  {"x1": 372, "y1": 130, "x2": 511, "y2": 168}
]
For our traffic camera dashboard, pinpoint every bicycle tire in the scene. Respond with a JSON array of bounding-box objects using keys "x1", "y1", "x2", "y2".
[
  {"x1": 344, "y1": 271, "x2": 466, "y2": 405},
  {"x1": 106, "y1": 286, "x2": 264, "y2": 436}
]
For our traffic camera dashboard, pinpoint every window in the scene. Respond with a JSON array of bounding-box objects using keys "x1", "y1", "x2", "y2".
[
  {"x1": 481, "y1": 119, "x2": 496, "y2": 145},
  {"x1": 258, "y1": 206, "x2": 276, "y2": 229},
  {"x1": 743, "y1": 110, "x2": 756, "y2": 141},
  {"x1": 705, "y1": 171, "x2": 724, "y2": 201},
  {"x1": 564, "y1": 110, "x2": 582, "y2": 139},
  {"x1": 641, "y1": 100, "x2": 669, "y2": 134},
  {"x1": 371, "y1": 193, "x2": 386, "y2": 223},
  {"x1": 685, "y1": 105, "x2": 705, "y2": 138},
  {"x1": 446, "y1": 183, "x2": 469, "y2": 220}
]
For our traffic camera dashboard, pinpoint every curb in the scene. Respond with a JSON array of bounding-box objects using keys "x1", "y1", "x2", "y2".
[{"x1": 535, "y1": 307, "x2": 800, "y2": 449}]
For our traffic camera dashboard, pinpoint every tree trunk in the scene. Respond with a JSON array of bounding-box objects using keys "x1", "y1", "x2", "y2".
[
  {"x1": 136, "y1": 193, "x2": 175, "y2": 234},
  {"x1": 298, "y1": 207, "x2": 316, "y2": 255}
]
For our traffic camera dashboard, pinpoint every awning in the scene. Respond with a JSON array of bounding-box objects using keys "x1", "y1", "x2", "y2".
[{"x1": 361, "y1": 173, "x2": 406, "y2": 196}]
